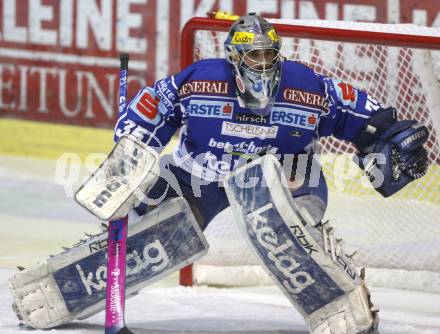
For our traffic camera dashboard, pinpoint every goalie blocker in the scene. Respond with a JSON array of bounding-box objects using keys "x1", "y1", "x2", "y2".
[
  {"x1": 224, "y1": 155, "x2": 379, "y2": 334},
  {"x1": 9, "y1": 198, "x2": 208, "y2": 329}
]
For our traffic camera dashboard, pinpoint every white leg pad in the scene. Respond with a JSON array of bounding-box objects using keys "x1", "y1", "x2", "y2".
[
  {"x1": 224, "y1": 155, "x2": 379, "y2": 334},
  {"x1": 9, "y1": 198, "x2": 208, "y2": 329}
]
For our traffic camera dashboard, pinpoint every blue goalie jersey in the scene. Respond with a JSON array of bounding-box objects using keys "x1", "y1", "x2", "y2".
[{"x1": 115, "y1": 58, "x2": 383, "y2": 181}]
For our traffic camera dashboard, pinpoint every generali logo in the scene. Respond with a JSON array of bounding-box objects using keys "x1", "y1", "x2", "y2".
[
  {"x1": 179, "y1": 81, "x2": 229, "y2": 96},
  {"x1": 283, "y1": 88, "x2": 327, "y2": 110}
]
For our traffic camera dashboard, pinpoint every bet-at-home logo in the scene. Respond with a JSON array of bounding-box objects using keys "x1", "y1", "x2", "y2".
[{"x1": 208, "y1": 137, "x2": 278, "y2": 155}]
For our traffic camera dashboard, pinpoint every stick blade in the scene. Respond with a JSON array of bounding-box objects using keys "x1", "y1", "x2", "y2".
[
  {"x1": 117, "y1": 326, "x2": 136, "y2": 334},
  {"x1": 106, "y1": 325, "x2": 136, "y2": 334}
]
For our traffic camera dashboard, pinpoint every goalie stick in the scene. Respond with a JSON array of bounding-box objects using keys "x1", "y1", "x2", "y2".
[
  {"x1": 105, "y1": 216, "x2": 133, "y2": 334},
  {"x1": 75, "y1": 54, "x2": 160, "y2": 333},
  {"x1": 104, "y1": 53, "x2": 133, "y2": 334}
]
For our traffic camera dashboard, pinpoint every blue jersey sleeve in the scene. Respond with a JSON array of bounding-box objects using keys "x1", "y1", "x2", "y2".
[
  {"x1": 114, "y1": 63, "x2": 199, "y2": 148},
  {"x1": 316, "y1": 73, "x2": 384, "y2": 143}
]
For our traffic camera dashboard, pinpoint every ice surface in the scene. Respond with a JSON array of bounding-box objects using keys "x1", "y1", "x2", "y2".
[{"x1": 1, "y1": 156, "x2": 440, "y2": 333}]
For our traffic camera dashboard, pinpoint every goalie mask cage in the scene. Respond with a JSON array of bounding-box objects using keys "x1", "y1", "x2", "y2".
[{"x1": 179, "y1": 17, "x2": 440, "y2": 293}]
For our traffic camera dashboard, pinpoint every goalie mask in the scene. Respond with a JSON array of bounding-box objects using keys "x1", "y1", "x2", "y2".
[{"x1": 224, "y1": 14, "x2": 282, "y2": 115}]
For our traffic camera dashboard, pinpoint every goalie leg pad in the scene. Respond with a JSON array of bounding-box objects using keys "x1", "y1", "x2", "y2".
[
  {"x1": 9, "y1": 197, "x2": 208, "y2": 329},
  {"x1": 224, "y1": 155, "x2": 378, "y2": 334}
]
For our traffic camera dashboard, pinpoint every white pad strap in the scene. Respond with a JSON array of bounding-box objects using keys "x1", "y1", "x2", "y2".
[
  {"x1": 307, "y1": 283, "x2": 379, "y2": 334},
  {"x1": 9, "y1": 262, "x2": 71, "y2": 328}
]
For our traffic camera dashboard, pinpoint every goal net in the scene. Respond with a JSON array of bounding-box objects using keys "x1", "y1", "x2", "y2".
[{"x1": 179, "y1": 17, "x2": 440, "y2": 293}]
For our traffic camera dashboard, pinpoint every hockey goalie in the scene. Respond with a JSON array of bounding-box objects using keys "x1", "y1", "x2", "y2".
[{"x1": 9, "y1": 13, "x2": 429, "y2": 334}]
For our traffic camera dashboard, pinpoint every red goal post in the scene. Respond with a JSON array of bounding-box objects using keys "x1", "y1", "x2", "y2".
[{"x1": 179, "y1": 16, "x2": 440, "y2": 288}]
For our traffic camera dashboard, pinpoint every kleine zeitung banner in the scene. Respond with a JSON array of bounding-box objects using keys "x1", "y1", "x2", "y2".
[{"x1": 0, "y1": 0, "x2": 438, "y2": 127}]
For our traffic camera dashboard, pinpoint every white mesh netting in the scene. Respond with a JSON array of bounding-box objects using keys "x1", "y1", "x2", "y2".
[{"x1": 188, "y1": 20, "x2": 440, "y2": 292}]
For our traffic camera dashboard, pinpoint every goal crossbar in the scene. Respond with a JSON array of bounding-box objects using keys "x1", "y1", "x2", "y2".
[{"x1": 181, "y1": 17, "x2": 440, "y2": 70}]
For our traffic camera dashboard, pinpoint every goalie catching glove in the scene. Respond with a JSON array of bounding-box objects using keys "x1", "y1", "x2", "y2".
[{"x1": 355, "y1": 107, "x2": 429, "y2": 197}]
